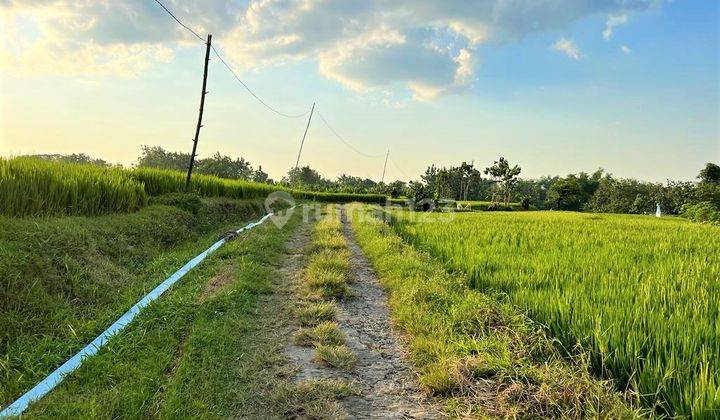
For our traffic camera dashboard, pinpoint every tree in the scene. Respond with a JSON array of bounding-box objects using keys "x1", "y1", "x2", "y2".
[
  {"x1": 284, "y1": 166, "x2": 330, "y2": 190},
  {"x1": 136, "y1": 146, "x2": 258, "y2": 180},
  {"x1": 196, "y1": 152, "x2": 254, "y2": 180},
  {"x1": 484, "y1": 157, "x2": 521, "y2": 207},
  {"x1": 547, "y1": 178, "x2": 583, "y2": 210},
  {"x1": 28, "y1": 153, "x2": 112, "y2": 167},
  {"x1": 252, "y1": 166, "x2": 270, "y2": 183},
  {"x1": 699, "y1": 163, "x2": 720, "y2": 184},
  {"x1": 136, "y1": 146, "x2": 188, "y2": 171},
  {"x1": 407, "y1": 180, "x2": 435, "y2": 211}
]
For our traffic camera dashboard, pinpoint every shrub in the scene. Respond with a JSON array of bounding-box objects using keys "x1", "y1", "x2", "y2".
[{"x1": 681, "y1": 201, "x2": 720, "y2": 224}]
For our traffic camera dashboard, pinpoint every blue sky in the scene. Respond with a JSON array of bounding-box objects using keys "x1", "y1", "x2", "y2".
[{"x1": 1, "y1": 0, "x2": 718, "y2": 182}]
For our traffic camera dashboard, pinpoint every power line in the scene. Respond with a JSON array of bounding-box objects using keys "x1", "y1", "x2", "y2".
[
  {"x1": 315, "y1": 109, "x2": 385, "y2": 158},
  {"x1": 211, "y1": 45, "x2": 311, "y2": 119},
  {"x1": 153, "y1": 0, "x2": 309, "y2": 119},
  {"x1": 388, "y1": 156, "x2": 412, "y2": 180},
  {"x1": 153, "y1": 0, "x2": 205, "y2": 42}
]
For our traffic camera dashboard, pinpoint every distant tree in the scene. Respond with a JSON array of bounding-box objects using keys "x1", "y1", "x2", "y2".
[
  {"x1": 336, "y1": 174, "x2": 377, "y2": 193},
  {"x1": 520, "y1": 195, "x2": 532, "y2": 210},
  {"x1": 387, "y1": 180, "x2": 407, "y2": 198},
  {"x1": 407, "y1": 180, "x2": 435, "y2": 211},
  {"x1": 196, "y1": 152, "x2": 254, "y2": 180},
  {"x1": 137, "y1": 146, "x2": 257, "y2": 180},
  {"x1": 421, "y1": 164, "x2": 439, "y2": 193},
  {"x1": 252, "y1": 165, "x2": 270, "y2": 183},
  {"x1": 136, "y1": 146, "x2": 188, "y2": 171},
  {"x1": 698, "y1": 163, "x2": 720, "y2": 184},
  {"x1": 547, "y1": 178, "x2": 583, "y2": 210},
  {"x1": 284, "y1": 166, "x2": 330, "y2": 190},
  {"x1": 484, "y1": 157, "x2": 521, "y2": 207},
  {"x1": 28, "y1": 153, "x2": 113, "y2": 167}
]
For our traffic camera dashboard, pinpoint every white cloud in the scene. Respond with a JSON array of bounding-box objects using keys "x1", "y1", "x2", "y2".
[
  {"x1": 552, "y1": 38, "x2": 581, "y2": 60},
  {"x1": 603, "y1": 14, "x2": 628, "y2": 40},
  {"x1": 621, "y1": 45, "x2": 632, "y2": 54},
  {"x1": 1, "y1": 0, "x2": 656, "y2": 99}
]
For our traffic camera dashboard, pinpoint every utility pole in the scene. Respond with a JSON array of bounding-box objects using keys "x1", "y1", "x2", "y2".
[
  {"x1": 185, "y1": 34, "x2": 212, "y2": 192},
  {"x1": 381, "y1": 150, "x2": 389, "y2": 183},
  {"x1": 295, "y1": 102, "x2": 315, "y2": 169}
]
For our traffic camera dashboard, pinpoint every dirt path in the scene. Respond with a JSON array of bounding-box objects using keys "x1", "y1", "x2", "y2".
[{"x1": 286, "y1": 208, "x2": 442, "y2": 419}]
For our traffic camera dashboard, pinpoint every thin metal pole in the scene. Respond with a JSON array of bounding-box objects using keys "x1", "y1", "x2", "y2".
[
  {"x1": 295, "y1": 102, "x2": 315, "y2": 169},
  {"x1": 185, "y1": 34, "x2": 212, "y2": 191},
  {"x1": 381, "y1": 150, "x2": 389, "y2": 183}
]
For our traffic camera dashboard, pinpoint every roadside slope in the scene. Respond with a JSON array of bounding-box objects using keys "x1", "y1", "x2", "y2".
[{"x1": 20, "y1": 204, "x2": 301, "y2": 417}]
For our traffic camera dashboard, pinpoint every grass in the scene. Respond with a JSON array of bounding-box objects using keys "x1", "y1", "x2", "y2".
[
  {"x1": 296, "y1": 302, "x2": 338, "y2": 327},
  {"x1": 347, "y1": 204, "x2": 637, "y2": 418},
  {"x1": 314, "y1": 345, "x2": 357, "y2": 369},
  {"x1": 303, "y1": 213, "x2": 353, "y2": 300},
  {"x1": 388, "y1": 198, "x2": 523, "y2": 211},
  {"x1": 13, "y1": 198, "x2": 306, "y2": 417},
  {"x1": 0, "y1": 157, "x2": 147, "y2": 216},
  {"x1": 388, "y1": 209, "x2": 720, "y2": 418},
  {"x1": 292, "y1": 205, "x2": 357, "y2": 372},
  {"x1": 294, "y1": 321, "x2": 346, "y2": 347},
  {"x1": 0, "y1": 157, "x2": 386, "y2": 217},
  {"x1": 0, "y1": 195, "x2": 267, "y2": 411},
  {"x1": 265, "y1": 379, "x2": 356, "y2": 419}
]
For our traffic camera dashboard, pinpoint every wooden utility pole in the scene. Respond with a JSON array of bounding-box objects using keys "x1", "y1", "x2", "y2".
[
  {"x1": 295, "y1": 102, "x2": 315, "y2": 169},
  {"x1": 185, "y1": 34, "x2": 212, "y2": 191},
  {"x1": 381, "y1": 150, "x2": 389, "y2": 183}
]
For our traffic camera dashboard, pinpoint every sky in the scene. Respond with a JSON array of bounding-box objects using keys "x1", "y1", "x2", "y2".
[{"x1": 0, "y1": 0, "x2": 718, "y2": 183}]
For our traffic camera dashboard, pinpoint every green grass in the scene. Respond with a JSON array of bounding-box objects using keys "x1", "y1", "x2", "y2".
[
  {"x1": 314, "y1": 345, "x2": 357, "y2": 369},
  {"x1": 0, "y1": 157, "x2": 386, "y2": 217},
  {"x1": 456, "y1": 200, "x2": 524, "y2": 211},
  {"x1": 295, "y1": 321, "x2": 346, "y2": 347},
  {"x1": 15, "y1": 199, "x2": 304, "y2": 417},
  {"x1": 0, "y1": 157, "x2": 147, "y2": 217},
  {"x1": 388, "y1": 209, "x2": 720, "y2": 418},
  {"x1": 302, "y1": 213, "x2": 353, "y2": 300},
  {"x1": 292, "y1": 205, "x2": 357, "y2": 375},
  {"x1": 0, "y1": 195, "x2": 267, "y2": 410},
  {"x1": 388, "y1": 198, "x2": 523, "y2": 211},
  {"x1": 296, "y1": 302, "x2": 338, "y2": 327},
  {"x1": 347, "y1": 204, "x2": 637, "y2": 418}
]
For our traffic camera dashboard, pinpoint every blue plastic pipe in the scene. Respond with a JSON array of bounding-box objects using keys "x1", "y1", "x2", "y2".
[{"x1": 0, "y1": 212, "x2": 274, "y2": 417}]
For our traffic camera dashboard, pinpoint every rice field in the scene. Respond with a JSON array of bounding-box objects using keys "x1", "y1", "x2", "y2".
[
  {"x1": 0, "y1": 157, "x2": 147, "y2": 217},
  {"x1": 390, "y1": 210, "x2": 720, "y2": 418},
  {"x1": 0, "y1": 158, "x2": 385, "y2": 217}
]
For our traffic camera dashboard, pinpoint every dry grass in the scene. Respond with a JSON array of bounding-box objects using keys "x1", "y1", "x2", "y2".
[
  {"x1": 314, "y1": 345, "x2": 357, "y2": 369},
  {"x1": 296, "y1": 302, "x2": 338, "y2": 327}
]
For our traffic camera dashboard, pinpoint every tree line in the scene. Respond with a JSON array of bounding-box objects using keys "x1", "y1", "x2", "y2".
[{"x1": 25, "y1": 148, "x2": 720, "y2": 222}]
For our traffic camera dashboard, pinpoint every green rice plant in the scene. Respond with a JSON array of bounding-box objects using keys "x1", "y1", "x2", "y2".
[
  {"x1": 131, "y1": 167, "x2": 279, "y2": 199},
  {"x1": 0, "y1": 158, "x2": 387, "y2": 217},
  {"x1": 389, "y1": 209, "x2": 720, "y2": 418},
  {"x1": 348, "y1": 204, "x2": 635, "y2": 418},
  {"x1": 0, "y1": 157, "x2": 147, "y2": 216}
]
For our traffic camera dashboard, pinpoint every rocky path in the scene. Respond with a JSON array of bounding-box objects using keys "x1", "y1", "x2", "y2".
[{"x1": 285, "y1": 208, "x2": 441, "y2": 419}]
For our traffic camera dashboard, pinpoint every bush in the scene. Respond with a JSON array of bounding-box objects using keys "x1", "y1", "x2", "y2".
[{"x1": 681, "y1": 202, "x2": 720, "y2": 224}]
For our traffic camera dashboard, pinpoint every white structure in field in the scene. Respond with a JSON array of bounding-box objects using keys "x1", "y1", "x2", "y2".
[{"x1": 656, "y1": 203, "x2": 662, "y2": 217}]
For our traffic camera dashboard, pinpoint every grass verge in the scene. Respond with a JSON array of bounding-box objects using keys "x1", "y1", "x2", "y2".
[
  {"x1": 347, "y1": 204, "x2": 642, "y2": 418},
  {"x1": 18, "y1": 202, "x2": 302, "y2": 417},
  {"x1": 0, "y1": 195, "x2": 267, "y2": 409},
  {"x1": 293, "y1": 206, "x2": 356, "y2": 370}
]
